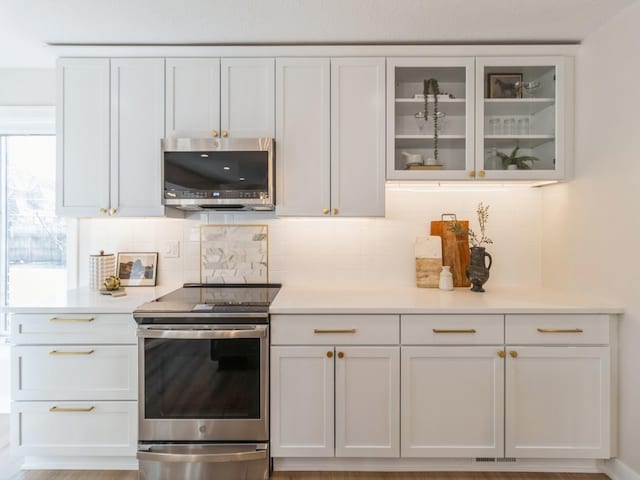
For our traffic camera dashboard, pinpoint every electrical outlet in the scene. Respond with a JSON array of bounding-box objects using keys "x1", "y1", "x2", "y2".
[{"x1": 163, "y1": 241, "x2": 180, "y2": 258}]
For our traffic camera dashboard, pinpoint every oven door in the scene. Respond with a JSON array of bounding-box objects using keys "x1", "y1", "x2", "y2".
[{"x1": 138, "y1": 324, "x2": 268, "y2": 442}]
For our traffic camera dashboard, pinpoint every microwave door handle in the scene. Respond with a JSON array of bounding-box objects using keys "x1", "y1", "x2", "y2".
[
  {"x1": 137, "y1": 448, "x2": 267, "y2": 464},
  {"x1": 138, "y1": 325, "x2": 267, "y2": 340}
]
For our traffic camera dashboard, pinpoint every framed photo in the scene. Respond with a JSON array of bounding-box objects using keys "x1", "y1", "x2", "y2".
[
  {"x1": 116, "y1": 252, "x2": 158, "y2": 286},
  {"x1": 488, "y1": 73, "x2": 523, "y2": 98}
]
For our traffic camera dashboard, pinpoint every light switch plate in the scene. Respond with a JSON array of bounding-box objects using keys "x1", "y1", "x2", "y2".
[{"x1": 163, "y1": 241, "x2": 180, "y2": 258}]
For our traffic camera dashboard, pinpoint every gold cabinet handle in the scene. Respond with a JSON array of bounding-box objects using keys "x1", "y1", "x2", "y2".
[
  {"x1": 479, "y1": 170, "x2": 486, "y2": 177},
  {"x1": 49, "y1": 317, "x2": 95, "y2": 323},
  {"x1": 432, "y1": 329, "x2": 477, "y2": 334},
  {"x1": 498, "y1": 350, "x2": 506, "y2": 358},
  {"x1": 510, "y1": 350, "x2": 518, "y2": 358},
  {"x1": 49, "y1": 350, "x2": 95, "y2": 356},
  {"x1": 313, "y1": 329, "x2": 356, "y2": 334},
  {"x1": 337, "y1": 352, "x2": 344, "y2": 359},
  {"x1": 211, "y1": 130, "x2": 219, "y2": 138},
  {"x1": 333, "y1": 208, "x2": 339, "y2": 215},
  {"x1": 469, "y1": 170, "x2": 475, "y2": 177},
  {"x1": 222, "y1": 130, "x2": 228, "y2": 138},
  {"x1": 49, "y1": 406, "x2": 95, "y2": 413},
  {"x1": 326, "y1": 351, "x2": 333, "y2": 358},
  {"x1": 99, "y1": 208, "x2": 107, "y2": 214},
  {"x1": 537, "y1": 328, "x2": 584, "y2": 333},
  {"x1": 109, "y1": 208, "x2": 117, "y2": 215},
  {"x1": 323, "y1": 208, "x2": 330, "y2": 215}
]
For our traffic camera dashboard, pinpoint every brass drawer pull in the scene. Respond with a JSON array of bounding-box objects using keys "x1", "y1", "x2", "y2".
[
  {"x1": 497, "y1": 350, "x2": 506, "y2": 358},
  {"x1": 49, "y1": 350, "x2": 95, "y2": 355},
  {"x1": 537, "y1": 328, "x2": 584, "y2": 333},
  {"x1": 432, "y1": 329, "x2": 477, "y2": 334},
  {"x1": 49, "y1": 406, "x2": 95, "y2": 413},
  {"x1": 49, "y1": 317, "x2": 95, "y2": 323},
  {"x1": 510, "y1": 350, "x2": 518, "y2": 358},
  {"x1": 313, "y1": 329, "x2": 356, "y2": 334},
  {"x1": 337, "y1": 352, "x2": 344, "y2": 359},
  {"x1": 326, "y1": 351, "x2": 333, "y2": 358}
]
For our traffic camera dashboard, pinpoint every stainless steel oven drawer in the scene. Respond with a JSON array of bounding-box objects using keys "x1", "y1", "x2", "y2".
[{"x1": 138, "y1": 443, "x2": 269, "y2": 480}]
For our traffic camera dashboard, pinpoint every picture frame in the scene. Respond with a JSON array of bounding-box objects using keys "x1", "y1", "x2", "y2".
[
  {"x1": 488, "y1": 73, "x2": 523, "y2": 99},
  {"x1": 116, "y1": 252, "x2": 158, "y2": 286}
]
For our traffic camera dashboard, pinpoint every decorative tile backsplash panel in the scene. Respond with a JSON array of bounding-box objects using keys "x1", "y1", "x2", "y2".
[{"x1": 200, "y1": 225, "x2": 268, "y2": 283}]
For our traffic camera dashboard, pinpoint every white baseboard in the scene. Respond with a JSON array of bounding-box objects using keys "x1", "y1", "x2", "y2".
[
  {"x1": 600, "y1": 459, "x2": 640, "y2": 480},
  {"x1": 21, "y1": 456, "x2": 138, "y2": 470}
]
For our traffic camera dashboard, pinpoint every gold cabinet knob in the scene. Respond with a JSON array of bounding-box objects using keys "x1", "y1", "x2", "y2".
[
  {"x1": 509, "y1": 350, "x2": 518, "y2": 358},
  {"x1": 221, "y1": 130, "x2": 228, "y2": 138},
  {"x1": 469, "y1": 170, "x2": 475, "y2": 178},
  {"x1": 109, "y1": 208, "x2": 117, "y2": 215},
  {"x1": 333, "y1": 208, "x2": 339, "y2": 215},
  {"x1": 479, "y1": 170, "x2": 486, "y2": 178},
  {"x1": 498, "y1": 350, "x2": 506, "y2": 358},
  {"x1": 337, "y1": 352, "x2": 344, "y2": 359},
  {"x1": 99, "y1": 208, "x2": 107, "y2": 214},
  {"x1": 322, "y1": 208, "x2": 330, "y2": 215},
  {"x1": 326, "y1": 351, "x2": 333, "y2": 358},
  {"x1": 211, "y1": 130, "x2": 219, "y2": 138}
]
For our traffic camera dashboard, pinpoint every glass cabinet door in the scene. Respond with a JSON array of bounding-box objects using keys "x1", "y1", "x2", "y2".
[
  {"x1": 387, "y1": 57, "x2": 475, "y2": 180},
  {"x1": 476, "y1": 56, "x2": 566, "y2": 180}
]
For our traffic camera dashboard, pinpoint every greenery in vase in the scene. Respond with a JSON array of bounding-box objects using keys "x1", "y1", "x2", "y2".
[
  {"x1": 497, "y1": 146, "x2": 539, "y2": 170},
  {"x1": 448, "y1": 202, "x2": 494, "y2": 248},
  {"x1": 423, "y1": 78, "x2": 441, "y2": 163}
]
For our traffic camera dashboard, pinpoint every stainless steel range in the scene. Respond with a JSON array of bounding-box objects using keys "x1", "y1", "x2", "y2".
[{"x1": 133, "y1": 283, "x2": 281, "y2": 480}]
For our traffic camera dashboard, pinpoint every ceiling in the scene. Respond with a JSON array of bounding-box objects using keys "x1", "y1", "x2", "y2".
[{"x1": 0, "y1": 0, "x2": 637, "y2": 68}]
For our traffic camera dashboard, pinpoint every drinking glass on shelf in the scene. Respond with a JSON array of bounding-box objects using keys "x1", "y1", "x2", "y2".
[
  {"x1": 504, "y1": 118, "x2": 516, "y2": 136},
  {"x1": 517, "y1": 117, "x2": 530, "y2": 135},
  {"x1": 488, "y1": 118, "x2": 501, "y2": 135},
  {"x1": 414, "y1": 111, "x2": 427, "y2": 132}
]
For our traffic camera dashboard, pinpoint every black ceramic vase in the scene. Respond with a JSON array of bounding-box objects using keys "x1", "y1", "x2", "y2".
[{"x1": 466, "y1": 246, "x2": 493, "y2": 292}]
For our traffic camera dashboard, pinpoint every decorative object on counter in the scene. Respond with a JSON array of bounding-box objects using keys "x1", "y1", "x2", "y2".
[
  {"x1": 497, "y1": 146, "x2": 540, "y2": 170},
  {"x1": 103, "y1": 275, "x2": 121, "y2": 291},
  {"x1": 200, "y1": 225, "x2": 268, "y2": 284},
  {"x1": 438, "y1": 266, "x2": 454, "y2": 291},
  {"x1": 116, "y1": 252, "x2": 158, "y2": 286},
  {"x1": 430, "y1": 214, "x2": 471, "y2": 288},
  {"x1": 448, "y1": 203, "x2": 494, "y2": 292},
  {"x1": 488, "y1": 73, "x2": 523, "y2": 98},
  {"x1": 88, "y1": 250, "x2": 115, "y2": 290},
  {"x1": 415, "y1": 236, "x2": 443, "y2": 288},
  {"x1": 423, "y1": 78, "x2": 441, "y2": 163}
]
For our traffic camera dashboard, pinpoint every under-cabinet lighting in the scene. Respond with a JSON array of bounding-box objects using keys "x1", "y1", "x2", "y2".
[
  {"x1": 385, "y1": 181, "x2": 558, "y2": 192},
  {"x1": 200, "y1": 154, "x2": 209, "y2": 158},
  {"x1": 223, "y1": 166, "x2": 231, "y2": 170}
]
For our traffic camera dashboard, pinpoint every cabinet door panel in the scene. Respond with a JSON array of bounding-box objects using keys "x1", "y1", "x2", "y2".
[
  {"x1": 401, "y1": 346, "x2": 504, "y2": 457},
  {"x1": 110, "y1": 58, "x2": 165, "y2": 216},
  {"x1": 166, "y1": 58, "x2": 220, "y2": 138},
  {"x1": 271, "y1": 346, "x2": 334, "y2": 457},
  {"x1": 331, "y1": 58, "x2": 385, "y2": 217},
  {"x1": 56, "y1": 58, "x2": 110, "y2": 216},
  {"x1": 275, "y1": 58, "x2": 331, "y2": 216},
  {"x1": 335, "y1": 347, "x2": 399, "y2": 457},
  {"x1": 506, "y1": 346, "x2": 610, "y2": 458},
  {"x1": 221, "y1": 58, "x2": 275, "y2": 138}
]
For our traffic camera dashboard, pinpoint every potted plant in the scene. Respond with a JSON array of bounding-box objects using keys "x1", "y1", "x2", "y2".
[
  {"x1": 497, "y1": 146, "x2": 539, "y2": 170},
  {"x1": 423, "y1": 78, "x2": 441, "y2": 163}
]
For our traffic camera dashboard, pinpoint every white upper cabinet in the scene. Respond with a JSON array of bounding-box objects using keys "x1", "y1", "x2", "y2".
[
  {"x1": 165, "y1": 58, "x2": 221, "y2": 138},
  {"x1": 275, "y1": 58, "x2": 331, "y2": 217},
  {"x1": 476, "y1": 56, "x2": 567, "y2": 180},
  {"x1": 56, "y1": 58, "x2": 111, "y2": 217},
  {"x1": 221, "y1": 58, "x2": 275, "y2": 138},
  {"x1": 110, "y1": 58, "x2": 165, "y2": 217},
  {"x1": 387, "y1": 57, "x2": 475, "y2": 180}
]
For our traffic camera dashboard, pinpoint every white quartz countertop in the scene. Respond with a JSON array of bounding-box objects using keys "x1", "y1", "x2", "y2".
[
  {"x1": 269, "y1": 285, "x2": 624, "y2": 315},
  {"x1": 1, "y1": 285, "x2": 180, "y2": 314}
]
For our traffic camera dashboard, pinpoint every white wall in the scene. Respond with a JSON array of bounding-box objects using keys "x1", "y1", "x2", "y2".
[
  {"x1": 78, "y1": 187, "x2": 544, "y2": 289},
  {"x1": 0, "y1": 69, "x2": 55, "y2": 105},
  {"x1": 542, "y1": 0, "x2": 640, "y2": 474}
]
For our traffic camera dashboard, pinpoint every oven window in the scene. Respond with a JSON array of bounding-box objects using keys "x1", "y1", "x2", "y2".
[{"x1": 144, "y1": 338, "x2": 261, "y2": 419}]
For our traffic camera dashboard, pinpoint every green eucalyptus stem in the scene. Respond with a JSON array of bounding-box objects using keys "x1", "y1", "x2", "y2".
[{"x1": 423, "y1": 78, "x2": 441, "y2": 163}]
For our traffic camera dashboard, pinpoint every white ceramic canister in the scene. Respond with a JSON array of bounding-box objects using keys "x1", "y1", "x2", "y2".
[
  {"x1": 89, "y1": 251, "x2": 116, "y2": 290},
  {"x1": 439, "y1": 266, "x2": 454, "y2": 291}
]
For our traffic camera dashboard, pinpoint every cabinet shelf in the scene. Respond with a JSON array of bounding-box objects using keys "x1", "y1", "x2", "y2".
[
  {"x1": 484, "y1": 98, "x2": 555, "y2": 116},
  {"x1": 395, "y1": 98, "x2": 466, "y2": 116},
  {"x1": 395, "y1": 135, "x2": 466, "y2": 149},
  {"x1": 485, "y1": 135, "x2": 555, "y2": 148}
]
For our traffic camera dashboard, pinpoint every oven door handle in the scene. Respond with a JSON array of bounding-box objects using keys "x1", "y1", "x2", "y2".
[
  {"x1": 137, "y1": 447, "x2": 267, "y2": 464},
  {"x1": 137, "y1": 325, "x2": 267, "y2": 339}
]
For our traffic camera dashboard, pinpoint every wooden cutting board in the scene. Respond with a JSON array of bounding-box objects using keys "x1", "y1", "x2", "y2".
[{"x1": 430, "y1": 217, "x2": 471, "y2": 287}]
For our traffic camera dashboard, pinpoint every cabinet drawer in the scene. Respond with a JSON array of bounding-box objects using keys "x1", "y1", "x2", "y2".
[
  {"x1": 271, "y1": 315, "x2": 399, "y2": 345},
  {"x1": 401, "y1": 315, "x2": 504, "y2": 345},
  {"x1": 506, "y1": 315, "x2": 610, "y2": 345},
  {"x1": 10, "y1": 313, "x2": 136, "y2": 345},
  {"x1": 11, "y1": 401, "x2": 137, "y2": 456},
  {"x1": 12, "y1": 345, "x2": 137, "y2": 401}
]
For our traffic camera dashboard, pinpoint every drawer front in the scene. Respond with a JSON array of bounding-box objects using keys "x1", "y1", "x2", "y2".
[
  {"x1": 10, "y1": 313, "x2": 136, "y2": 345},
  {"x1": 271, "y1": 315, "x2": 399, "y2": 345},
  {"x1": 506, "y1": 314, "x2": 610, "y2": 345},
  {"x1": 401, "y1": 315, "x2": 504, "y2": 345},
  {"x1": 12, "y1": 345, "x2": 137, "y2": 401},
  {"x1": 11, "y1": 401, "x2": 137, "y2": 456}
]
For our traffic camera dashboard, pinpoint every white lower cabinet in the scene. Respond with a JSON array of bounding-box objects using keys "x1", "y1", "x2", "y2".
[
  {"x1": 505, "y1": 346, "x2": 611, "y2": 458},
  {"x1": 401, "y1": 346, "x2": 504, "y2": 457}
]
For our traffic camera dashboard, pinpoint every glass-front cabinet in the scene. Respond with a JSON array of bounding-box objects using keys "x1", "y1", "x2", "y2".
[
  {"x1": 476, "y1": 56, "x2": 566, "y2": 180},
  {"x1": 387, "y1": 57, "x2": 475, "y2": 180}
]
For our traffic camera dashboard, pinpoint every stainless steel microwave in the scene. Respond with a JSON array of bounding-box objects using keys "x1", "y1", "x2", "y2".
[{"x1": 162, "y1": 137, "x2": 275, "y2": 211}]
